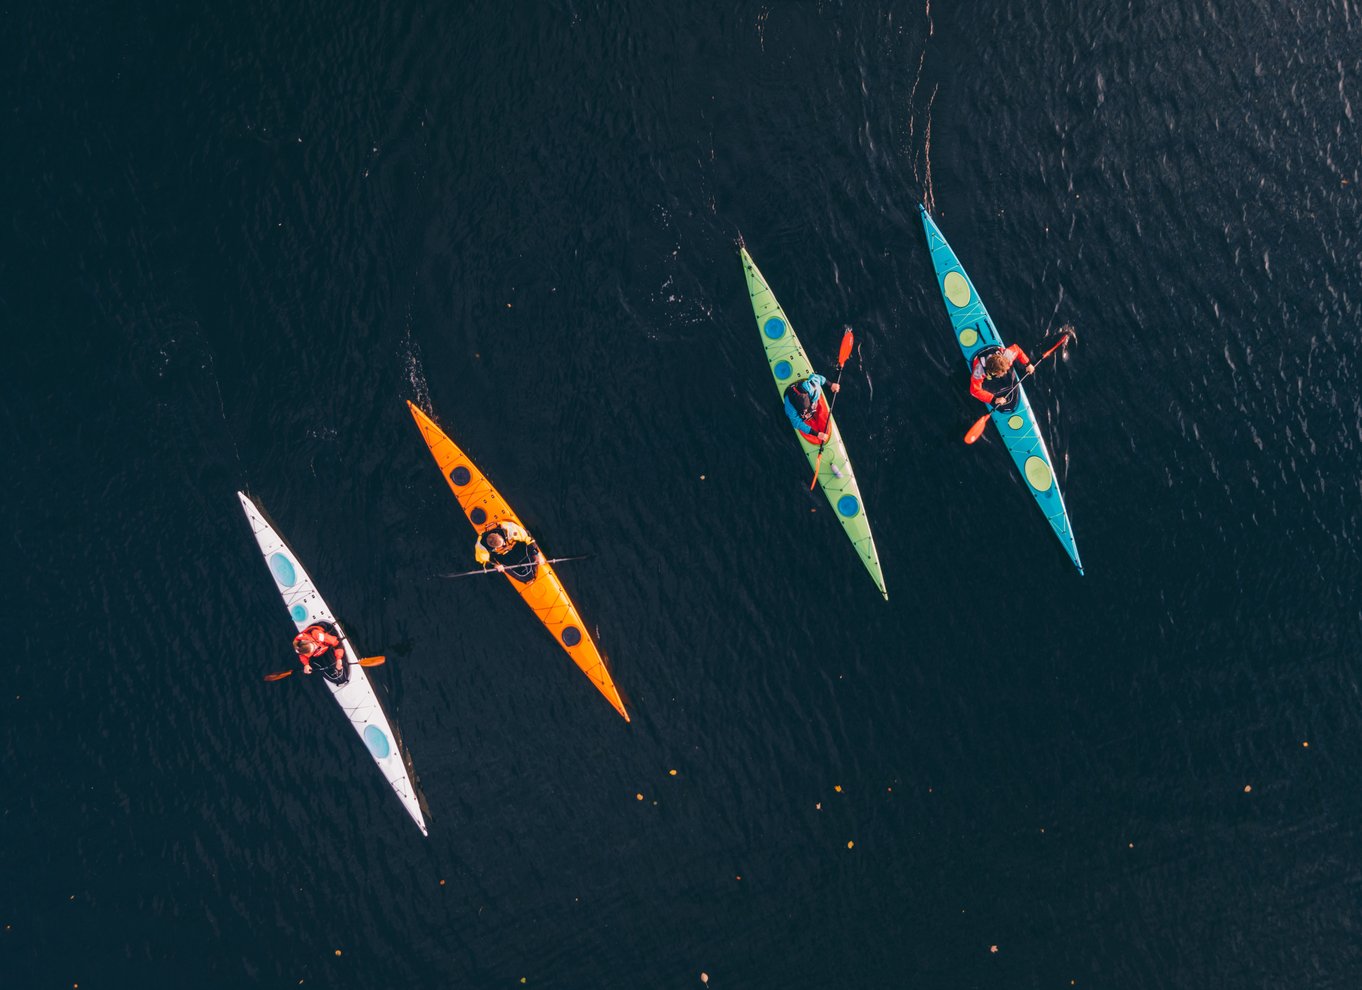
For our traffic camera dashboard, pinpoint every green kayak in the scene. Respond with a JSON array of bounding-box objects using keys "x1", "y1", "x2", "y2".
[{"x1": 741, "y1": 246, "x2": 888, "y2": 600}]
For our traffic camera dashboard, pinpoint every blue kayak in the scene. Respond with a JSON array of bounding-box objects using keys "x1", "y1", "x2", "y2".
[{"x1": 918, "y1": 205, "x2": 1084, "y2": 574}]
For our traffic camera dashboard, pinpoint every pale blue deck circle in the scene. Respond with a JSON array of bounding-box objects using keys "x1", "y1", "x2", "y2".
[
  {"x1": 763, "y1": 317, "x2": 786, "y2": 340},
  {"x1": 363, "y1": 725, "x2": 391, "y2": 759},
  {"x1": 837, "y1": 495, "x2": 860, "y2": 517},
  {"x1": 289, "y1": 604, "x2": 308, "y2": 622},
  {"x1": 269, "y1": 553, "x2": 297, "y2": 588},
  {"x1": 773, "y1": 360, "x2": 793, "y2": 380}
]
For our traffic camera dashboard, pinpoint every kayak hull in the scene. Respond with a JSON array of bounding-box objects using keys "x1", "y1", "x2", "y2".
[
  {"x1": 741, "y1": 247, "x2": 888, "y2": 599},
  {"x1": 237, "y1": 492, "x2": 429, "y2": 835},
  {"x1": 917, "y1": 206, "x2": 1084, "y2": 574},
  {"x1": 406, "y1": 401, "x2": 630, "y2": 721}
]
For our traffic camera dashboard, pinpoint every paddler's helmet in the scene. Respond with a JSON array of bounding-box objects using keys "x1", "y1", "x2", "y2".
[
  {"x1": 484, "y1": 531, "x2": 506, "y2": 551},
  {"x1": 293, "y1": 633, "x2": 319, "y2": 656},
  {"x1": 984, "y1": 351, "x2": 1014, "y2": 378}
]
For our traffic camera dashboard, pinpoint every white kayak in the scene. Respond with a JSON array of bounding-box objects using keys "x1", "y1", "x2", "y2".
[{"x1": 237, "y1": 491, "x2": 428, "y2": 836}]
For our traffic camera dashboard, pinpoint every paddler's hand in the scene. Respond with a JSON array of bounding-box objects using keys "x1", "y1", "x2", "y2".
[
  {"x1": 303, "y1": 663, "x2": 313, "y2": 675},
  {"x1": 828, "y1": 382, "x2": 840, "y2": 394},
  {"x1": 494, "y1": 562, "x2": 506, "y2": 573},
  {"x1": 992, "y1": 394, "x2": 1008, "y2": 406},
  {"x1": 1023, "y1": 364, "x2": 1035, "y2": 376},
  {"x1": 816, "y1": 431, "x2": 830, "y2": 443}
]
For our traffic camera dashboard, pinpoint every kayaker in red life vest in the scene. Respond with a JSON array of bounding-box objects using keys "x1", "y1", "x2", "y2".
[
  {"x1": 783, "y1": 374, "x2": 841, "y2": 443},
  {"x1": 293, "y1": 624, "x2": 345, "y2": 676},
  {"x1": 970, "y1": 344, "x2": 1035, "y2": 407},
  {"x1": 475, "y1": 521, "x2": 542, "y2": 574}
]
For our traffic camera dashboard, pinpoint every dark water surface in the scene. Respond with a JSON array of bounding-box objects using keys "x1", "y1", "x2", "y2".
[{"x1": 6, "y1": 1, "x2": 1362, "y2": 987}]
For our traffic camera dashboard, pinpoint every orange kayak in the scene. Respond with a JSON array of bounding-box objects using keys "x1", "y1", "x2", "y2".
[{"x1": 406, "y1": 400, "x2": 629, "y2": 722}]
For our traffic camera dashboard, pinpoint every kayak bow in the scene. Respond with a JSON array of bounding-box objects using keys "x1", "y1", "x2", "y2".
[
  {"x1": 917, "y1": 206, "x2": 1084, "y2": 574},
  {"x1": 740, "y1": 247, "x2": 888, "y2": 599},
  {"x1": 237, "y1": 492, "x2": 429, "y2": 836},
  {"x1": 406, "y1": 401, "x2": 630, "y2": 721}
]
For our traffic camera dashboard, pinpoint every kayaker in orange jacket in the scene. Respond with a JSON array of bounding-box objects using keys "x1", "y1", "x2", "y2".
[
  {"x1": 970, "y1": 344, "x2": 1035, "y2": 408},
  {"x1": 293, "y1": 624, "x2": 345, "y2": 676}
]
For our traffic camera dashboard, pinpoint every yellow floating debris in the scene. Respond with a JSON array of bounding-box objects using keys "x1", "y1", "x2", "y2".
[
  {"x1": 990, "y1": 945, "x2": 999, "y2": 954},
  {"x1": 701, "y1": 974, "x2": 709, "y2": 985},
  {"x1": 1243, "y1": 785, "x2": 1253, "y2": 793},
  {"x1": 834, "y1": 785, "x2": 842, "y2": 793},
  {"x1": 334, "y1": 950, "x2": 342, "y2": 957},
  {"x1": 636, "y1": 793, "x2": 644, "y2": 801},
  {"x1": 669, "y1": 769, "x2": 678, "y2": 776},
  {"x1": 846, "y1": 840, "x2": 854, "y2": 849}
]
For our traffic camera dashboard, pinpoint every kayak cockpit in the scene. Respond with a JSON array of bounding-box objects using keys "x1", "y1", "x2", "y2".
[
  {"x1": 313, "y1": 621, "x2": 351, "y2": 685},
  {"x1": 975, "y1": 345, "x2": 1021, "y2": 413}
]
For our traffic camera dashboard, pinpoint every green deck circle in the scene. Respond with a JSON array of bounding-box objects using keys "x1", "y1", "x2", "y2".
[
  {"x1": 1024, "y1": 455, "x2": 1053, "y2": 492},
  {"x1": 944, "y1": 271, "x2": 971, "y2": 308}
]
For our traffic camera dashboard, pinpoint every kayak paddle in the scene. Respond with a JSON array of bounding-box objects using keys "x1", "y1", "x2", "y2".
[
  {"x1": 263, "y1": 655, "x2": 387, "y2": 682},
  {"x1": 809, "y1": 327, "x2": 855, "y2": 490},
  {"x1": 435, "y1": 554, "x2": 592, "y2": 579},
  {"x1": 964, "y1": 326, "x2": 1075, "y2": 445}
]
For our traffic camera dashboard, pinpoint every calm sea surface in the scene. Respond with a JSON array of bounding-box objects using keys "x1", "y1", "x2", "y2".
[{"x1": 5, "y1": 1, "x2": 1362, "y2": 987}]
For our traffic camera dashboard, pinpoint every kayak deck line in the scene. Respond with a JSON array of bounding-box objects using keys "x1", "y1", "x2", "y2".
[
  {"x1": 916, "y1": 206, "x2": 1084, "y2": 574},
  {"x1": 236, "y1": 492, "x2": 430, "y2": 836},
  {"x1": 406, "y1": 401, "x2": 630, "y2": 721},
  {"x1": 740, "y1": 247, "x2": 888, "y2": 600}
]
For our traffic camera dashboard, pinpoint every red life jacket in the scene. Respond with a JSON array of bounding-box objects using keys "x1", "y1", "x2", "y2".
[{"x1": 295, "y1": 625, "x2": 339, "y2": 660}]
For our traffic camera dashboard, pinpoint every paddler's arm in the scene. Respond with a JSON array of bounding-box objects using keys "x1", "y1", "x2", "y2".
[
  {"x1": 969, "y1": 372, "x2": 996, "y2": 405},
  {"x1": 501, "y1": 521, "x2": 530, "y2": 545},
  {"x1": 782, "y1": 394, "x2": 810, "y2": 434},
  {"x1": 474, "y1": 539, "x2": 491, "y2": 565}
]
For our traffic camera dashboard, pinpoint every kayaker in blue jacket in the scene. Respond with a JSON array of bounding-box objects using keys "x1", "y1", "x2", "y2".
[{"x1": 783, "y1": 374, "x2": 840, "y2": 444}]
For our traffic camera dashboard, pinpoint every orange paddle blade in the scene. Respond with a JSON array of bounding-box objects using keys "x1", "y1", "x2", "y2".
[
  {"x1": 263, "y1": 669, "x2": 294, "y2": 682},
  {"x1": 1039, "y1": 329, "x2": 1072, "y2": 362},
  {"x1": 964, "y1": 412, "x2": 991, "y2": 445},
  {"x1": 809, "y1": 450, "x2": 825, "y2": 491},
  {"x1": 358, "y1": 655, "x2": 386, "y2": 667},
  {"x1": 836, "y1": 328, "x2": 854, "y2": 368}
]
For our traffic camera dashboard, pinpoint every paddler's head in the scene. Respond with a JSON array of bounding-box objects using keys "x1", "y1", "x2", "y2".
[
  {"x1": 484, "y1": 531, "x2": 505, "y2": 551},
  {"x1": 984, "y1": 351, "x2": 1015, "y2": 378},
  {"x1": 293, "y1": 634, "x2": 318, "y2": 656}
]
